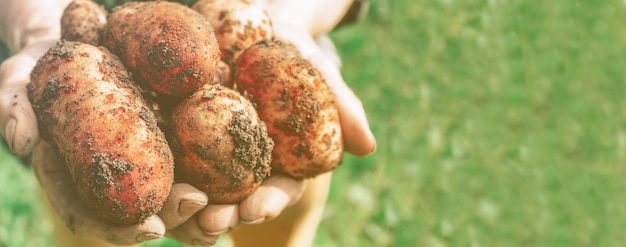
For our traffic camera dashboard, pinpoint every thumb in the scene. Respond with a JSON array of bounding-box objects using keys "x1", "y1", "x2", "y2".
[
  {"x1": 0, "y1": 52, "x2": 41, "y2": 156},
  {"x1": 0, "y1": 40, "x2": 54, "y2": 155}
]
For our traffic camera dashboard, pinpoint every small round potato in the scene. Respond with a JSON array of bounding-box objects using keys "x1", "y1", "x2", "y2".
[
  {"x1": 61, "y1": 0, "x2": 108, "y2": 45},
  {"x1": 192, "y1": 0, "x2": 274, "y2": 64},
  {"x1": 234, "y1": 40, "x2": 343, "y2": 179},
  {"x1": 171, "y1": 84, "x2": 273, "y2": 204}
]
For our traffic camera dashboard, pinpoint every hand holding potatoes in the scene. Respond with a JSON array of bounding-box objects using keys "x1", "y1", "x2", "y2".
[{"x1": 1, "y1": 0, "x2": 376, "y2": 245}]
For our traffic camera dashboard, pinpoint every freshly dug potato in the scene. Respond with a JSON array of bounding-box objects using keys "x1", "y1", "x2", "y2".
[
  {"x1": 171, "y1": 84, "x2": 273, "y2": 204},
  {"x1": 192, "y1": 0, "x2": 273, "y2": 64},
  {"x1": 61, "y1": 0, "x2": 108, "y2": 46},
  {"x1": 103, "y1": 1, "x2": 221, "y2": 96},
  {"x1": 234, "y1": 40, "x2": 343, "y2": 179},
  {"x1": 28, "y1": 41, "x2": 174, "y2": 225}
]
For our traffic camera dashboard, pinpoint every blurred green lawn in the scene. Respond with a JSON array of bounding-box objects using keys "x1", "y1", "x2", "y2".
[{"x1": 3, "y1": 0, "x2": 626, "y2": 246}]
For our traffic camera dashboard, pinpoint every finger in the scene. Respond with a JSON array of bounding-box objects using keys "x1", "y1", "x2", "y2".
[
  {"x1": 315, "y1": 35, "x2": 342, "y2": 68},
  {"x1": 32, "y1": 142, "x2": 166, "y2": 245},
  {"x1": 159, "y1": 183, "x2": 208, "y2": 229},
  {"x1": 167, "y1": 214, "x2": 220, "y2": 246},
  {"x1": 0, "y1": 54, "x2": 41, "y2": 155},
  {"x1": 238, "y1": 174, "x2": 306, "y2": 224},
  {"x1": 197, "y1": 204, "x2": 240, "y2": 235}
]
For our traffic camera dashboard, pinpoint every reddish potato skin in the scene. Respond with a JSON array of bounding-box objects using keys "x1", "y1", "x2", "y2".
[
  {"x1": 61, "y1": 0, "x2": 108, "y2": 46},
  {"x1": 192, "y1": 0, "x2": 274, "y2": 64},
  {"x1": 103, "y1": 1, "x2": 221, "y2": 95},
  {"x1": 28, "y1": 41, "x2": 174, "y2": 225},
  {"x1": 234, "y1": 40, "x2": 343, "y2": 179},
  {"x1": 171, "y1": 85, "x2": 273, "y2": 203}
]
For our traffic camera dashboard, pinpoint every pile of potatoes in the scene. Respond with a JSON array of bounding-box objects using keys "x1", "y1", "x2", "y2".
[{"x1": 28, "y1": 0, "x2": 342, "y2": 225}]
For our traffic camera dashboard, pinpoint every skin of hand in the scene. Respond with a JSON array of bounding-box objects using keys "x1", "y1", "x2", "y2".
[{"x1": 1, "y1": 0, "x2": 376, "y2": 246}]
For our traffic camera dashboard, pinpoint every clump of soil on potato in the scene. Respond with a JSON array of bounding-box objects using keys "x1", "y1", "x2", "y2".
[{"x1": 228, "y1": 108, "x2": 273, "y2": 185}]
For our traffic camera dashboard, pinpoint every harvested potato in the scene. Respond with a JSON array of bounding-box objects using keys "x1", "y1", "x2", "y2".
[
  {"x1": 192, "y1": 0, "x2": 273, "y2": 64},
  {"x1": 103, "y1": 1, "x2": 221, "y2": 96},
  {"x1": 61, "y1": 0, "x2": 108, "y2": 46},
  {"x1": 234, "y1": 40, "x2": 343, "y2": 179},
  {"x1": 28, "y1": 41, "x2": 174, "y2": 225},
  {"x1": 171, "y1": 84, "x2": 273, "y2": 203}
]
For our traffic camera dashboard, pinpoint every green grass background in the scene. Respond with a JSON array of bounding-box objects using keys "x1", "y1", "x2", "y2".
[{"x1": 3, "y1": 0, "x2": 626, "y2": 246}]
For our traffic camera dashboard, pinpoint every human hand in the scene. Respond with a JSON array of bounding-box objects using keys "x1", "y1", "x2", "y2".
[
  {"x1": 31, "y1": 141, "x2": 210, "y2": 245},
  {"x1": 164, "y1": 15, "x2": 378, "y2": 247},
  {"x1": 6, "y1": 2, "x2": 374, "y2": 246}
]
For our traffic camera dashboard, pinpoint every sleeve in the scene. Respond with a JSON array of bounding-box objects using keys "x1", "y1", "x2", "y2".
[{"x1": 335, "y1": 0, "x2": 370, "y2": 29}]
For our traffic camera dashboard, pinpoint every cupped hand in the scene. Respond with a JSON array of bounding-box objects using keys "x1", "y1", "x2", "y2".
[
  {"x1": 29, "y1": 106, "x2": 306, "y2": 247},
  {"x1": 166, "y1": 17, "x2": 379, "y2": 246},
  {"x1": 6, "y1": 7, "x2": 376, "y2": 247},
  {"x1": 32, "y1": 141, "x2": 209, "y2": 245}
]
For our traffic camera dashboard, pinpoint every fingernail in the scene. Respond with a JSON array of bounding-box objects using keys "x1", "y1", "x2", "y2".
[
  {"x1": 241, "y1": 217, "x2": 265, "y2": 225},
  {"x1": 204, "y1": 226, "x2": 231, "y2": 236},
  {"x1": 192, "y1": 239, "x2": 216, "y2": 246},
  {"x1": 136, "y1": 232, "x2": 162, "y2": 242},
  {"x1": 179, "y1": 200, "x2": 207, "y2": 217}
]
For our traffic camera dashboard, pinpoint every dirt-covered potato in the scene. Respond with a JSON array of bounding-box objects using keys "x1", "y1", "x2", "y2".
[
  {"x1": 28, "y1": 41, "x2": 174, "y2": 225},
  {"x1": 192, "y1": 0, "x2": 273, "y2": 64},
  {"x1": 234, "y1": 40, "x2": 343, "y2": 179},
  {"x1": 103, "y1": 1, "x2": 221, "y2": 96},
  {"x1": 171, "y1": 84, "x2": 273, "y2": 204},
  {"x1": 61, "y1": 0, "x2": 108, "y2": 46}
]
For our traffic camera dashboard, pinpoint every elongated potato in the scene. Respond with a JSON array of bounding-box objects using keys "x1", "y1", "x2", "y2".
[
  {"x1": 234, "y1": 40, "x2": 343, "y2": 179},
  {"x1": 171, "y1": 84, "x2": 273, "y2": 203},
  {"x1": 192, "y1": 0, "x2": 273, "y2": 64},
  {"x1": 61, "y1": 0, "x2": 108, "y2": 46},
  {"x1": 103, "y1": 1, "x2": 221, "y2": 96},
  {"x1": 28, "y1": 41, "x2": 174, "y2": 225}
]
